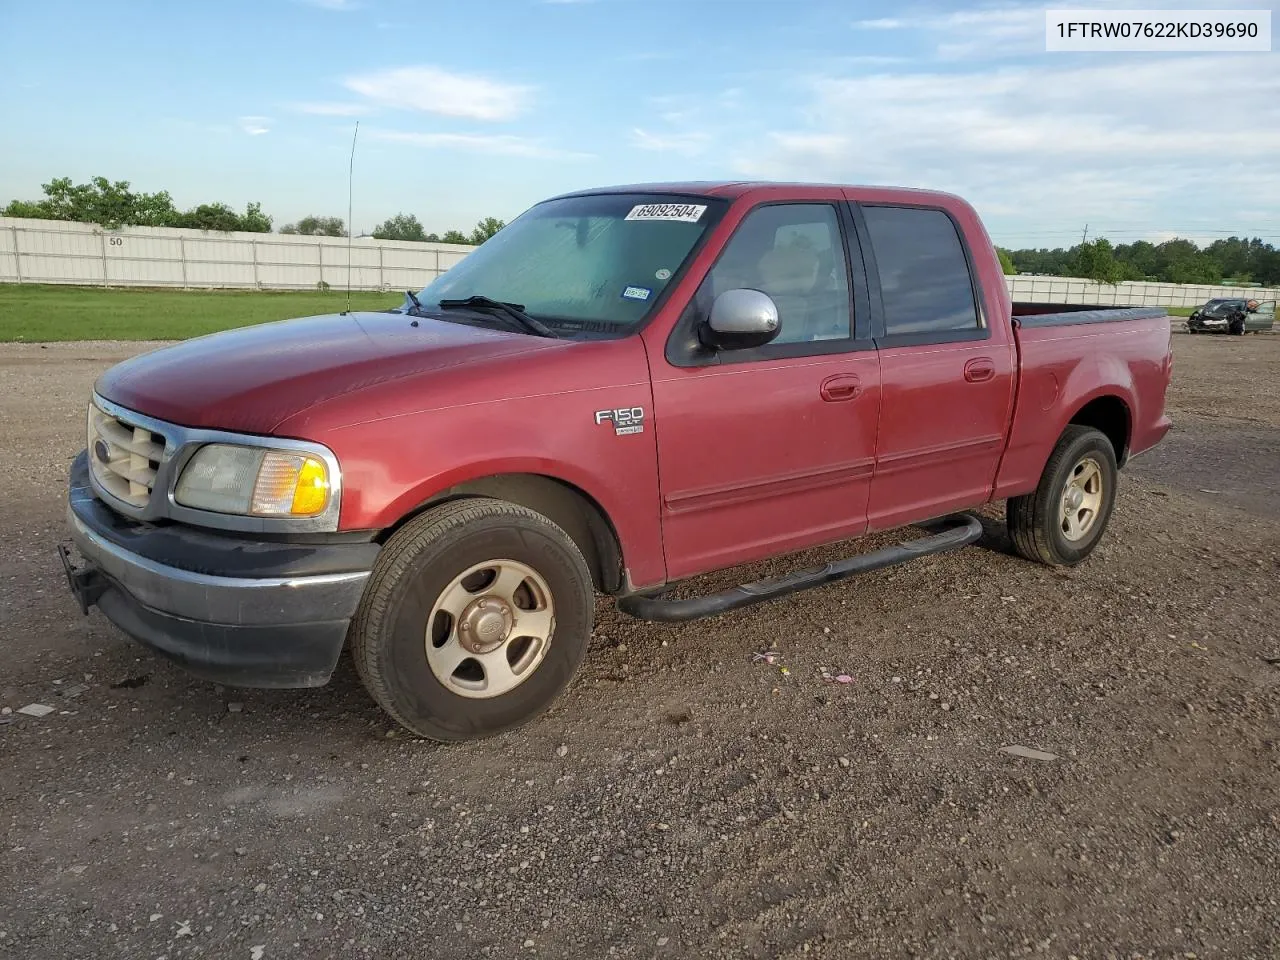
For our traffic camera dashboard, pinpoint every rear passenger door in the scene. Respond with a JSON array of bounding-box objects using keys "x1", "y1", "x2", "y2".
[{"x1": 852, "y1": 203, "x2": 1016, "y2": 530}]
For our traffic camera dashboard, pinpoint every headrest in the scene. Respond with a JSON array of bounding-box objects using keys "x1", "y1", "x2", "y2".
[{"x1": 757, "y1": 246, "x2": 820, "y2": 295}]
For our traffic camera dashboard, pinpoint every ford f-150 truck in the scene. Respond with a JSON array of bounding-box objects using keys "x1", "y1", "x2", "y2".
[{"x1": 62, "y1": 182, "x2": 1173, "y2": 741}]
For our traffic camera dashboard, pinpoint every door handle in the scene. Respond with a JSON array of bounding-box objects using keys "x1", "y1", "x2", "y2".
[
  {"x1": 964, "y1": 358, "x2": 995, "y2": 383},
  {"x1": 820, "y1": 374, "x2": 861, "y2": 402}
]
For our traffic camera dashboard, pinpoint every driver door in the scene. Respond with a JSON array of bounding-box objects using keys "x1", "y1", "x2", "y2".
[{"x1": 647, "y1": 201, "x2": 881, "y2": 581}]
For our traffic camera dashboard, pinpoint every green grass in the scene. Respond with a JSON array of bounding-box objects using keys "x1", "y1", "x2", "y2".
[
  {"x1": 0, "y1": 284, "x2": 404, "y2": 341},
  {"x1": 1166, "y1": 306, "x2": 1196, "y2": 317}
]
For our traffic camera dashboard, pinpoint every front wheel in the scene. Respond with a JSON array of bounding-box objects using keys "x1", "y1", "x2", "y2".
[
  {"x1": 350, "y1": 498, "x2": 595, "y2": 741},
  {"x1": 1230, "y1": 317, "x2": 1246, "y2": 336},
  {"x1": 1007, "y1": 425, "x2": 1118, "y2": 566}
]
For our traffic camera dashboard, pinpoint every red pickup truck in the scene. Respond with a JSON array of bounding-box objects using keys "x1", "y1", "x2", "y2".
[{"x1": 63, "y1": 182, "x2": 1173, "y2": 741}]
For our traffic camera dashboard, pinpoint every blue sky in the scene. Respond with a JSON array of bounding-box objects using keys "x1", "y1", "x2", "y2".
[{"x1": 1, "y1": 0, "x2": 1276, "y2": 247}]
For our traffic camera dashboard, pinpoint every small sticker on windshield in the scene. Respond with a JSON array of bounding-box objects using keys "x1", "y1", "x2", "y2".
[
  {"x1": 625, "y1": 203, "x2": 707, "y2": 223},
  {"x1": 621, "y1": 286, "x2": 652, "y2": 302},
  {"x1": 655, "y1": 268, "x2": 672, "y2": 281}
]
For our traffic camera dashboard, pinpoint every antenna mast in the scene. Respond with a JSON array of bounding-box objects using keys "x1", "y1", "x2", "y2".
[{"x1": 345, "y1": 120, "x2": 359, "y2": 314}]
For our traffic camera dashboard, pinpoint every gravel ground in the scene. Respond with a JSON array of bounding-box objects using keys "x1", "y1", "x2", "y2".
[{"x1": 2, "y1": 330, "x2": 1278, "y2": 960}]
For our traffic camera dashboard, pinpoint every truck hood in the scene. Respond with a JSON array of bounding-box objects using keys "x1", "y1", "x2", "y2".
[{"x1": 95, "y1": 312, "x2": 559, "y2": 434}]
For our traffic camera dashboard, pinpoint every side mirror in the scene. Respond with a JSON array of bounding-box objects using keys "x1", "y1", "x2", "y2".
[{"x1": 702, "y1": 289, "x2": 781, "y2": 351}]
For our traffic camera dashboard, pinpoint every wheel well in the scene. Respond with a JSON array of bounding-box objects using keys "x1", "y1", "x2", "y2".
[
  {"x1": 1069, "y1": 396, "x2": 1130, "y2": 464},
  {"x1": 379, "y1": 474, "x2": 625, "y2": 594}
]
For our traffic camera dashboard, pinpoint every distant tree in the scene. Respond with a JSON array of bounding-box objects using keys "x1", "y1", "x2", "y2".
[
  {"x1": 440, "y1": 229, "x2": 469, "y2": 244},
  {"x1": 469, "y1": 217, "x2": 505, "y2": 244},
  {"x1": 3, "y1": 176, "x2": 178, "y2": 228},
  {"x1": 2, "y1": 199, "x2": 47, "y2": 219},
  {"x1": 372, "y1": 213, "x2": 427, "y2": 242},
  {"x1": 1155, "y1": 239, "x2": 1220, "y2": 285},
  {"x1": 996, "y1": 247, "x2": 1017, "y2": 275},
  {"x1": 238, "y1": 201, "x2": 273, "y2": 233},
  {"x1": 1004, "y1": 233, "x2": 1280, "y2": 287},
  {"x1": 2, "y1": 176, "x2": 271, "y2": 232},
  {"x1": 280, "y1": 215, "x2": 346, "y2": 237},
  {"x1": 1069, "y1": 239, "x2": 1126, "y2": 285},
  {"x1": 424, "y1": 232, "x2": 440, "y2": 242},
  {"x1": 174, "y1": 203, "x2": 243, "y2": 232},
  {"x1": 1113, "y1": 239, "x2": 1159, "y2": 280}
]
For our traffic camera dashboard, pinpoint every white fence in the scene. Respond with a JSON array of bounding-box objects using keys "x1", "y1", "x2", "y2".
[
  {"x1": 1007, "y1": 275, "x2": 1278, "y2": 309},
  {"x1": 0, "y1": 217, "x2": 476, "y2": 292},
  {"x1": 1, "y1": 216, "x2": 1276, "y2": 308}
]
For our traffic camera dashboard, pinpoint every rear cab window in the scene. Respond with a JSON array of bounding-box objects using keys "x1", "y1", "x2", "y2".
[{"x1": 858, "y1": 205, "x2": 985, "y2": 344}]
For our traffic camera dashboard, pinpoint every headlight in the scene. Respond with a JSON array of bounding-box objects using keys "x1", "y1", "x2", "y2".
[{"x1": 175, "y1": 444, "x2": 333, "y2": 518}]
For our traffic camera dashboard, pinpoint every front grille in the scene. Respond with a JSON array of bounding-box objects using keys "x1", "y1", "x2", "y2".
[{"x1": 87, "y1": 403, "x2": 168, "y2": 507}]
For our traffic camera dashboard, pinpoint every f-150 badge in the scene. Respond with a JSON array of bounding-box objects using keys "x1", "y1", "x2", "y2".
[{"x1": 594, "y1": 407, "x2": 645, "y2": 436}]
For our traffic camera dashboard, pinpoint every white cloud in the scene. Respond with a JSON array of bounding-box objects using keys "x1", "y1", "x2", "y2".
[
  {"x1": 345, "y1": 66, "x2": 533, "y2": 121},
  {"x1": 853, "y1": 6, "x2": 1044, "y2": 58},
  {"x1": 293, "y1": 101, "x2": 370, "y2": 116},
  {"x1": 631, "y1": 89, "x2": 742, "y2": 156},
  {"x1": 730, "y1": 54, "x2": 1280, "y2": 237},
  {"x1": 239, "y1": 116, "x2": 272, "y2": 135},
  {"x1": 366, "y1": 129, "x2": 592, "y2": 160},
  {"x1": 852, "y1": 17, "x2": 908, "y2": 29},
  {"x1": 630, "y1": 127, "x2": 711, "y2": 156}
]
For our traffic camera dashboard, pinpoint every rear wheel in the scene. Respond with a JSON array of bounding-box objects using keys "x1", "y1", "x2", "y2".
[
  {"x1": 351, "y1": 498, "x2": 594, "y2": 741},
  {"x1": 1008, "y1": 425, "x2": 1118, "y2": 566}
]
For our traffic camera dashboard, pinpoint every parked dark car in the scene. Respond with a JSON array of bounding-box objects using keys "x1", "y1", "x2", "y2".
[{"x1": 1187, "y1": 297, "x2": 1276, "y2": 335}]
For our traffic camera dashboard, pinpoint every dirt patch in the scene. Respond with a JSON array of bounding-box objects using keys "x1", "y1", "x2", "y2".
[{"x1": 1, "y1": 334, "x2": 1278, "y2": 959}]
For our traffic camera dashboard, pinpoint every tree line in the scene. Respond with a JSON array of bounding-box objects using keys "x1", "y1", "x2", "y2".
[
  {"x1": 2, "y1": 176, "x2": 503, "y2": 245},
  {"x1": 997, "y1": 236, "x2": 1280, "y2": 287}
]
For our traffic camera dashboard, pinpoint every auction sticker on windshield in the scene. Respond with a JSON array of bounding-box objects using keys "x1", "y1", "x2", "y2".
[{"x1": 625, "y1": 203, "x2": 707, "y2": 223}]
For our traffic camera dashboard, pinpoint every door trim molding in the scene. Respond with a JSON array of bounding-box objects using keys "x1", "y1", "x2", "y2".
[
  {"x1": 664, "y1": 458, "x2": 876, "y2": 515},
  {"x1": 874, "y1": 434, "x2": 1005, "y2": 475}
]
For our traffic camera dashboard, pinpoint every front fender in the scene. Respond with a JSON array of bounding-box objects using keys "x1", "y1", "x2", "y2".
[{"x1": 326, "y1": 394, "x2": 665, "y2": 587}]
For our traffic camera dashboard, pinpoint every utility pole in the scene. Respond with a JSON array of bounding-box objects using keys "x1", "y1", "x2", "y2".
[{"x1": 1081, "y1": 224, "x2": 1089, "y2": 245}]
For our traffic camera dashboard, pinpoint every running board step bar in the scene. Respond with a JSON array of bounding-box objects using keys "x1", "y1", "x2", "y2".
[{"x1": 616, "y1": 513, "x2": 984, "y2": 623}]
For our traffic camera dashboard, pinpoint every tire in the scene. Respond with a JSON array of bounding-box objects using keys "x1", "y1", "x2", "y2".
[
  {"x1": 351, "y1": 497, "x2": 595, "y2": 741},
  {"x1": 1007, "y1": 425, "x2": 1118, "y2": 567},
  {"x1": 1230, "y1": 316, "x2": 1246, "y2": 336}
]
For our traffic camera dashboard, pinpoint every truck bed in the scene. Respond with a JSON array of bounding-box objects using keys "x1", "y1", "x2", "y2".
[
  {"x1": 993, "y1": 306, "x2": 1174, "y2": 502},
  {"x1": 1013, "y1": 302, "x2": 1168, "y2": 327}
]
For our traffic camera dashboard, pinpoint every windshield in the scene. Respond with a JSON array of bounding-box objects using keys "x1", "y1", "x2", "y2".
[
  {"x1": 1204, "y1": 299, "x2": 1245, "y2": 311},
  {"x1": 415, "y1": 193, "x2": 727, "y2": 334}
]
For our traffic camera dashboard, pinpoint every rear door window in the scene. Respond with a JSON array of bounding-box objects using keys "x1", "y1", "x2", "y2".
[{"x1": 861, "y1": 206, "x2": 981, "y2": 339}]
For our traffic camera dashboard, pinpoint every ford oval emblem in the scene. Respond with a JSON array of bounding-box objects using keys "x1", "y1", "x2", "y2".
[{"x1": 93, "y1": 439, "x2": 111, "y2": 463}]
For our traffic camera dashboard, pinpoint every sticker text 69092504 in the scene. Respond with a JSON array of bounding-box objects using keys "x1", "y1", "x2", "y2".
[{"x1": 625, "y1": 203, "x2": 707, "y2": 223}]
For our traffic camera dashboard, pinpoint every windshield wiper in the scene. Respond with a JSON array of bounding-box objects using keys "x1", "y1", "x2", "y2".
[{"x1": 438, "y1": 295, "x2": 558, "y2": 339}]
